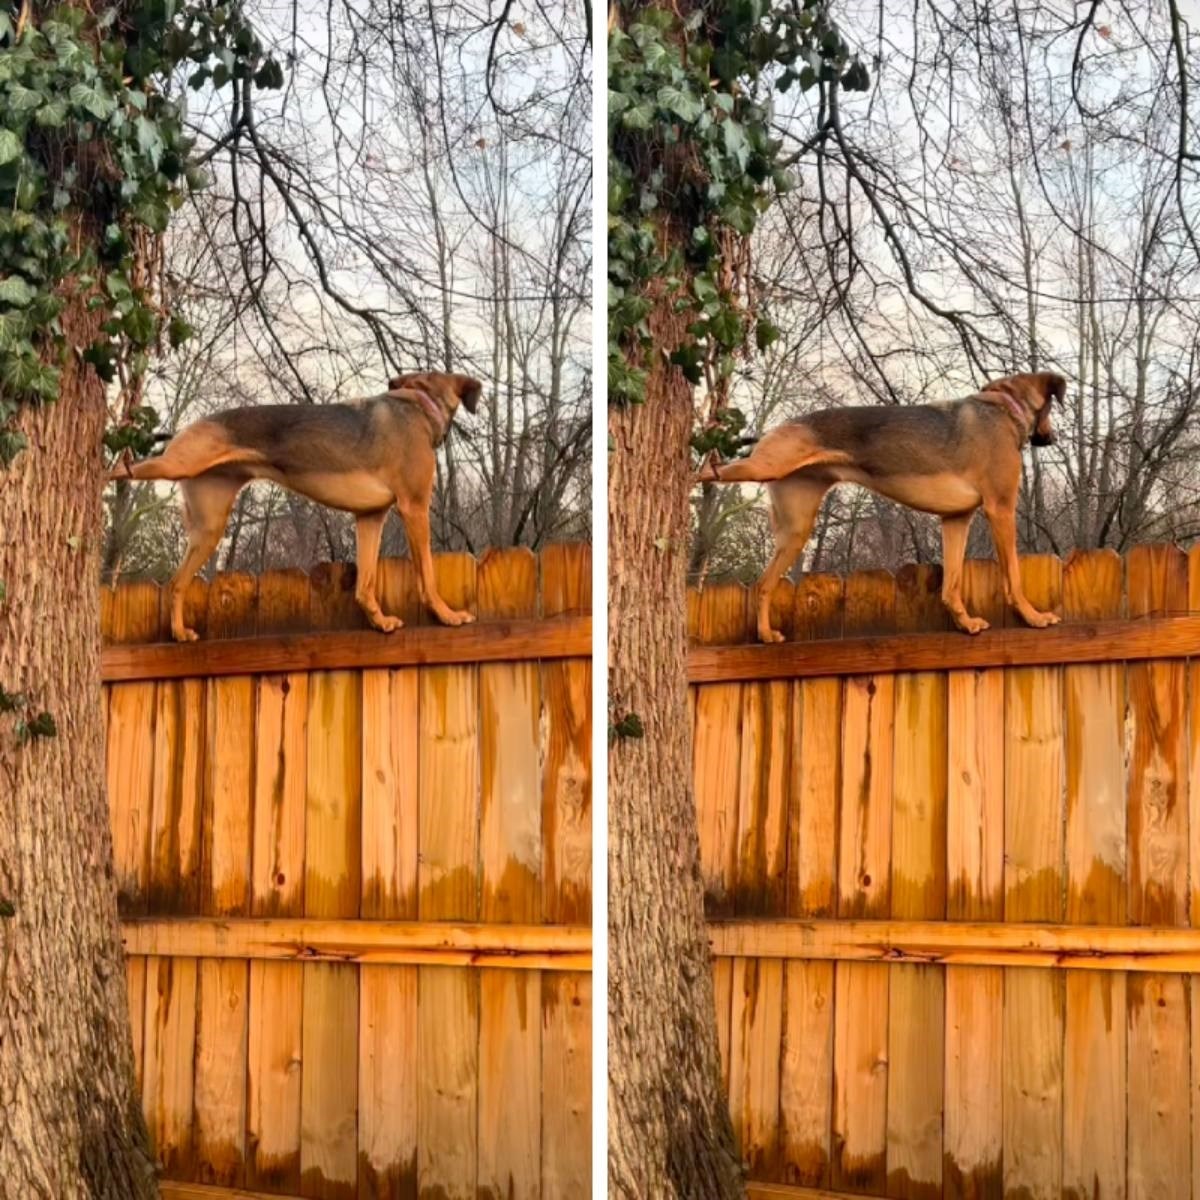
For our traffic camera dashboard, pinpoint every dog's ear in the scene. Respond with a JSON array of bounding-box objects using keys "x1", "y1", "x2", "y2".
[
  {"x1": 1031, "y1": 372, "x2": 1063, "y2": 447},
  {"x1": 1040, "y1": 372, "x2": 1066, "y2": 405},
  {"x1": 455, "y1": 375, "x2": 483, "y2": 415}
]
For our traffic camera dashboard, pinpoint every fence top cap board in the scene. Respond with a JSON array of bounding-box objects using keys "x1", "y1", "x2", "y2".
[
  {"x1": 687, "y1": 544, "x2": 1200, "y2": 680},
  {"x1": 100, "y1": 544, "x2": 592, "y2": 680}
]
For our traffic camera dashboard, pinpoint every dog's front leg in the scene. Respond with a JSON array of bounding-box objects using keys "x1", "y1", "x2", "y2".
[
  {"x1": 939, "y1": 512, "x2": 989, "y2": 634},
  {"x1": 984, "y1": 502, "x2": 1061, "y2": 629},
  {"x1": 397, "y1": 502, "x2": 475, "y2": 627},
  {"x1": 353, "y1": 510, "x2": 402, "y2": 633}
]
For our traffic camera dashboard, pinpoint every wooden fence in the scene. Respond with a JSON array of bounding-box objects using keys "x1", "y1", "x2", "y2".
[
  {"x1": 102, "y1": 544, "x2": 592, "y2": 1200},
  {"x1": 691, "y1": 544, "x2": 1200, "y2": 1200}
]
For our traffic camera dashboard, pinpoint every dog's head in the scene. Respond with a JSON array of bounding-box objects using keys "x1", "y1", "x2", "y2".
[
  {"x1": 389, "y1": 371, "x2": 484, "y2": 417},
  {"x1": 982, "y1": 371, "x2": 1065, "y2": 447}
]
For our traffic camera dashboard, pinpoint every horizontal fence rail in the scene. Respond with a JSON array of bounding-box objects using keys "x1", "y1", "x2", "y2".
[
  {"x1": 103, "y1": 614, "x2": 592, "y2": 682},
  {"x1": 709, "y1": 919, "x2": 1200, "y2": 972},
  {"x1": 122, "y1": 917, "x2": 592, "y2": 970},
  {"x1": 688, "y1": 613, "x2": 1200, "y2": 682}
]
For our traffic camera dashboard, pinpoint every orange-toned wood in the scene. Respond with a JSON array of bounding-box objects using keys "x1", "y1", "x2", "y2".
[
  {"x1": 728, "y1": 957, "x2": 784, "y2": 1177},
  {"x1": 885, "y1": 565, "x2": 947, "y2": 1199},
  {"x1": 122, "y1": 917, "x2": 590, "y2": 968},
  {"x1": 687, "y1": 613, "x2": 1200, "y2": 683},
  {"x1": 102, "y1": 614, "x2": 592, "y2": 680},
  {"x1": 787, "y1": 575, "x2": 843, "y2": 919},
  {"x1": 693, "y1": 583, "x2": 750, "y2": 915},
  {"x1": 194, "y1": 574, "x2": 256, "y2": 1187},
  {"x1": 106, "y1": 580, "x2": 160, "y2": 912},
  {"x1": 541, "y1": 542, "x2": 592, "y2": 925},
  {"x1": 477, "y1": 549, "x2": 542, "y2": 1200},
  {"x1": 1126, "y1": 546, "x2": 1190, "y2": 1200},
  {"x1": 142, "y1": 955, "x2": 198, "y2": 1177},
  {"x1": 1061, "y1": 549, "x2": 1126, "y2": 1200},
  {"x1": 943, "y1": 558, "x2": 1005, "y2": 1200},
  {"x1": 358, "y1": 964, "x2": 417, "y2": 1200},
  {"x1": 417, "y1": 555, "x2": 480, "y2": 1197},
  {"x1": 779, "y1": 959, "x2": 834, "y2": 1187},
  {"x1": 541, "y1": 972, "x2": 592, "y2": 1196},
  {"x1": 300, "y1": 568, "x2": 360, "y2": 1200},
  {"x1": 245, "y1": 569, "x2": 307, "y2": 1193},
  {"x1": 832, "y1": 571, "x2": 894, "y2": 1194}
]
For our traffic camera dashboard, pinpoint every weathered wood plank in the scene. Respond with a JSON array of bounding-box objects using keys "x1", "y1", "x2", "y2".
[
  {"x1": 122, "y1": 917, "x2": 590, "y2": 968},
  {"x1": 102, "y1": 615, "x2": 591, "y2": 681},
  {"x1": 687, "y1": 613, "x2": 1200, "y2": 683},
  {"x1": 1061, "y1": 549, "x2": 1126, "y2": 1200}
]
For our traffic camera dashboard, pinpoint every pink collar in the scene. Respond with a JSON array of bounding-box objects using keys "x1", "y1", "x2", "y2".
[
  {"x1": 398, "y1": 387, "x2": 446, "y2": 441},
  {"x1": 985, "y1": 390, "x2": 1029, "y2": 437}
]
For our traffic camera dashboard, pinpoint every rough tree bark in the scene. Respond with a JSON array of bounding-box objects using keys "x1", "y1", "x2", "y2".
[
  {"x1": 0, "y1": 287, "x2": 159, "y2": 1197},
  {"x1": 608, "y1": 282, "x2": 746, "y2": 1197}
]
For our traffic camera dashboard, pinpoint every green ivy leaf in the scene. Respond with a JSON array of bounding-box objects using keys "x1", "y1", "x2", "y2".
[
  {"x1": 755, "y1": 318, "x2": 782, "y2": 350},
  {"x1": 622, "y1": 102, "x2": 655, "y2": 131},
  {"x1": 0, "y1": 277, "x2": 35, "y2": 307},
  {"x1": 656, "y1": 83, "x2": 704, "y2": 123},
  {"x1": 0, "y1": 129, "x2": 23, "y2": 165},
  {"x1": 168, "y1": 314, "x2": 194, "y2": 348},
  {"x1": 68, "y1": 81, "x2": 117, "y2": 120}
]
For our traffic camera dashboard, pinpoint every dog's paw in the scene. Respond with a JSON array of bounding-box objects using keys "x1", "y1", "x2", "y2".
[
  {"x1": 959, "y1": 616, "x2": 990, "y2": 635},
  {"x1": 373, "y1": 614, "x2": 403, "y2": 634},
  {"x1": 1026, "y1": 609, "x2": 1061, "y2": 628},
  {"x1": 758, "y1": 628, "x2": 785, "y2": 644},
  {"x1": 173, "y1": 627, "x2": 200, "y2": 643},
  {"x1": 442, "y1": 608, "x2": 476, "y2": 627}
]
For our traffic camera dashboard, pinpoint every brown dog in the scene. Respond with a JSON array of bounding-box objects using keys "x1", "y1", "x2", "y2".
[
  {"x1": 698, "y1": 371, "x2": 1065, "y2": 642},
  {"x1": 109, "y1": 371, "x2": 482, "y2": 642}
]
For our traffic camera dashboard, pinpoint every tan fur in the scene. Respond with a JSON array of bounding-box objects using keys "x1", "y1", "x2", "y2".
[
  {"x1": 108, "y1": 371, "x2": 483, "y2": 641},
  {"x1": 698, "y1": 370, "x2": 1066, "y2": 641}
]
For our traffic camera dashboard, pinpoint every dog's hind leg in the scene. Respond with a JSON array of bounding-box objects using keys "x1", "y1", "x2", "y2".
[
  {"x1": 169, "y1": 474, "x2": 243, "y2": 641},
  {"x1": 353, "y1": 509, "x2": 401, "y2": 633},
  {"x1": 109, "y1": 422, "x2": 267, "y2": 483},
  {"x1": 703, "y1": 426, "x2": 852, "y2": 484},
  {"x1": 755, "y1": 476, "x2": 830, "y2": 642}
]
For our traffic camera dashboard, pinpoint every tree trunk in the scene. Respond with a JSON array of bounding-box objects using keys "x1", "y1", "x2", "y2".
[
  {"x1": 607, "y1": 286, "x2": 746, "y2": 1198},
  {"x1": 0, "y1": 292, "x2": 158, "y2": 1198}
]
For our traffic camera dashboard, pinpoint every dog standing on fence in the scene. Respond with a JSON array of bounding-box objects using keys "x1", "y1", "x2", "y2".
[
  {"x1": 108, "y1": 371, "x2": 482, "y2": 642},
  {"x1": 697, "y1": 370, "x2": 1066, "y2": 643}
]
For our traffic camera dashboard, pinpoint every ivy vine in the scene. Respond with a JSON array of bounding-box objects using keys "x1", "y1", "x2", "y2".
[
  {"x1": 608, "y1": 0, "x2": 867, "y2": 456},
  {"x1": 0, "y1": 0, "x2": 282, "y2": 466}
]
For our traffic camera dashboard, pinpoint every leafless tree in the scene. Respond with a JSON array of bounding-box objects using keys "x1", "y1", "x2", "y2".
[
  {"x1": 104, "y1": 0, "x2": 591, "y2": 581},
  {"x1": 693, "y1": 0, "x2": 1200, "y2": 581}
]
